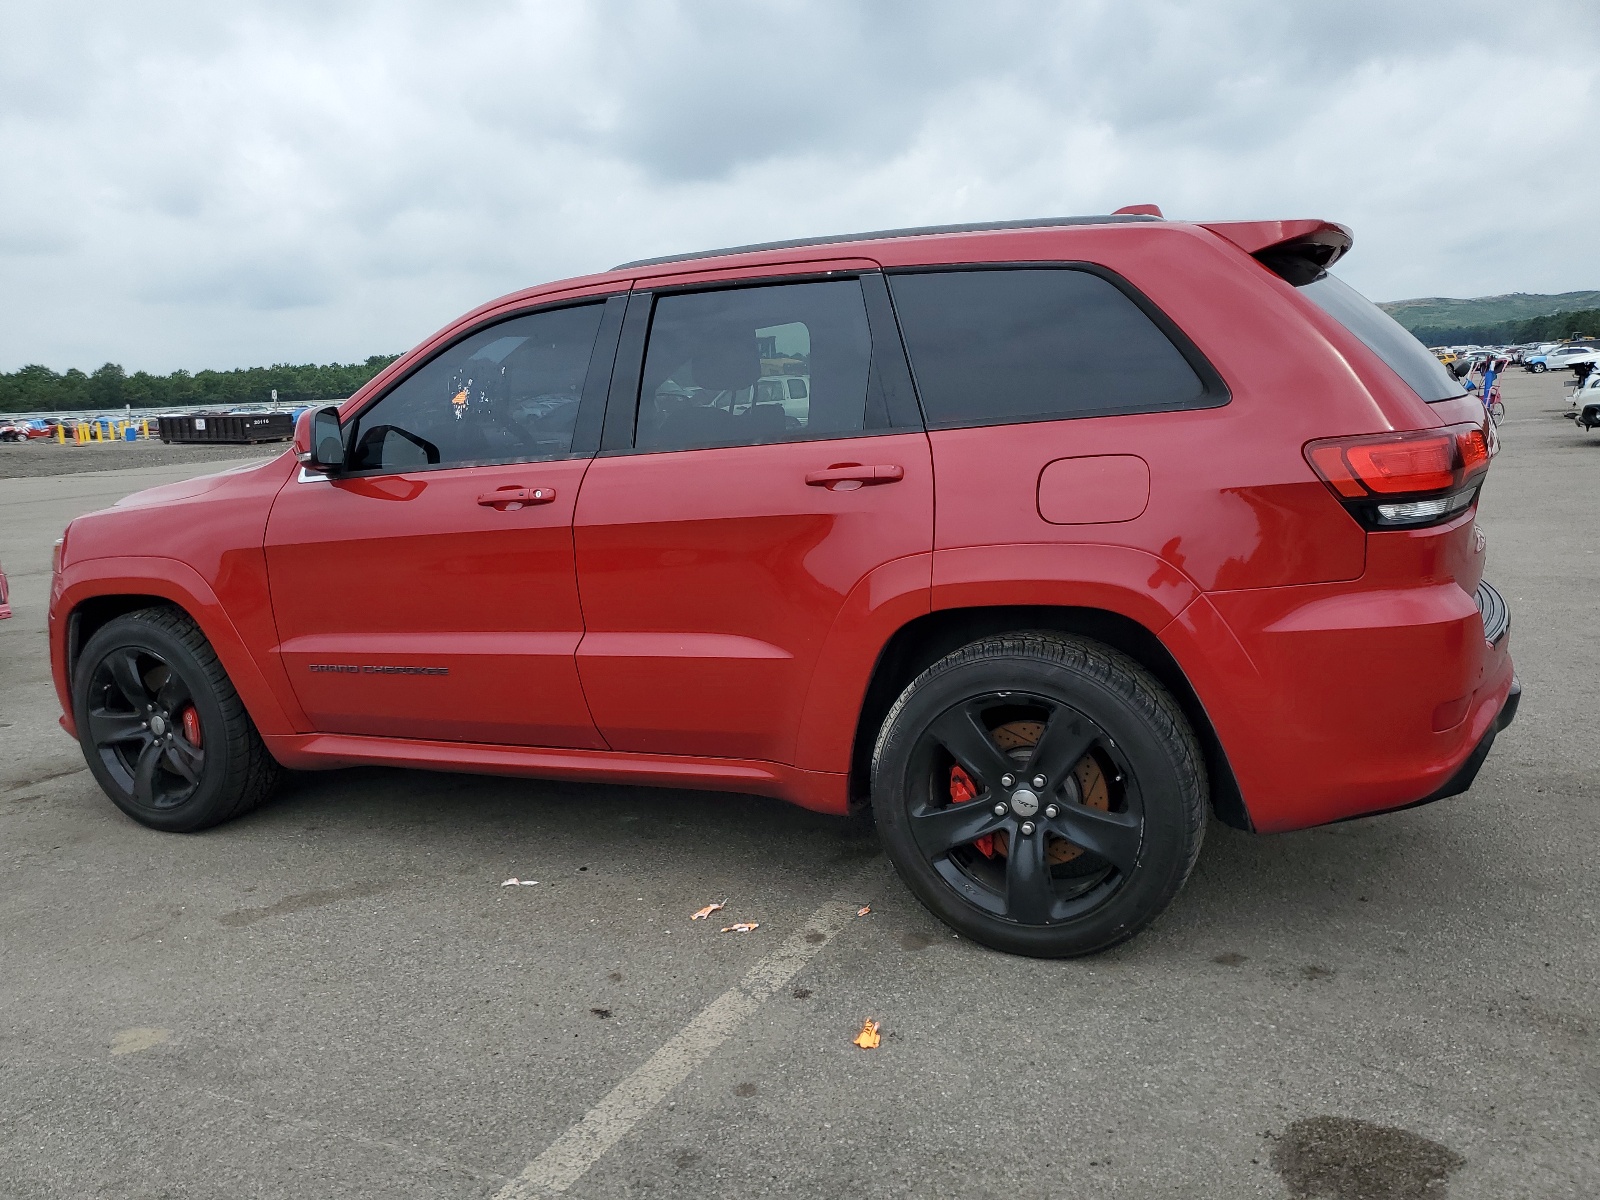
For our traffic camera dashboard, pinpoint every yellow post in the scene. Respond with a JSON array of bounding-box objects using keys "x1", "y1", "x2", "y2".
[{"x1": 56, "y1": 423, "x2": 65, "y2": 444}]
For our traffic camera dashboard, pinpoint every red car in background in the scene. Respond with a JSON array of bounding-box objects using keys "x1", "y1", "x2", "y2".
[{"x1": 47, "y1": 210, "x2": 1517, "y2": 956}]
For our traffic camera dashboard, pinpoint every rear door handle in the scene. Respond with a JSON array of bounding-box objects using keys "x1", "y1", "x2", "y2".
[
  {"x1": 476, "y1": 486, "x2": 556, "y2": 508},
  {"x1": 805, "y1": 464, "x2": 905, "y2": 489}
]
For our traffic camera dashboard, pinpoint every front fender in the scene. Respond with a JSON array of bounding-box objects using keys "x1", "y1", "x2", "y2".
[
  {"x1": 51, "y1": 557, "x2": 304, "y2": 740},
  {"x1": 791, "y1": 541, "x2": 1204, "y2": 776}
]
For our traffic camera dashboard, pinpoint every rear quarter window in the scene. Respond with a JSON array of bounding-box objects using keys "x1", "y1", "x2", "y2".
[
  {"x1": 1297, "y1": 273, "x2": 1465, "y2": 403},
  {"x1": 886, "y1": 267, "x2": 1223, "y2": 429}
]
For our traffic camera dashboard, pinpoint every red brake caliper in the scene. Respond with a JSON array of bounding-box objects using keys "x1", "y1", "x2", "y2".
[
  {"x1": 180, "y1": 706, "x2": 202, "y2": 746},
  {"x1": 949, "y1": 764, "x2": 997, "y2": 858}
]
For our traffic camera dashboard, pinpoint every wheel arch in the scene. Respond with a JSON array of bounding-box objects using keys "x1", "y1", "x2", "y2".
[
  {"x1": 53, "y1": 560, "x2": 301, "y2": 741},
  {"x1": 847, "y1": 604, "x2": 1252, "y2": 830}
]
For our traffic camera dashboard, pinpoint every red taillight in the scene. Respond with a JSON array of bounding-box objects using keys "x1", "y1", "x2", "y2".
[
  {"x1": 1305, "y1": 422, "x2": 1489, "y2": 529},
  {"x1": 1458, "y1": 425, "x2": 1490, "y2": 473}
]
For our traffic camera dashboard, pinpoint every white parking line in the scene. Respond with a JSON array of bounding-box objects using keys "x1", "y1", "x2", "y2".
[{"x1": 493, "y1": 859, "x2": 882, "y2": 1199}]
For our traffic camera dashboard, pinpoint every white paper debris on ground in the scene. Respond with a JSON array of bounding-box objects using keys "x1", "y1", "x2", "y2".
[
  {"x1": 690, "y1": 899, "x2": 728, "y2": 921},
  {"x1": 501, "y1": 878, "x2": 539, "y2": 887},
  {"x1": 719, "y1": 922, "x2": 759, "y2": 934},
  {"x1": 502, "y1": 878, "x2": 519, "y2": 887}
]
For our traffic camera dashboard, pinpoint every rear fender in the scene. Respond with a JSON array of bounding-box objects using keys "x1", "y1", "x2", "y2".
[
  {"x1": 931, "y1": 543, "x2": 1200, "y2": 628},
  {"x1": 793, "y1": 553, "x2": 932, "y2": 773}
]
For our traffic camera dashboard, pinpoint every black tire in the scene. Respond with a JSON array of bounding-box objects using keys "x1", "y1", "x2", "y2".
[
  {"x1": 74, "y1": 606, "x2": 280, "y2": 832},
  {"x1": 870, "y1": 632, "x2": 1206, "y2": 957}
]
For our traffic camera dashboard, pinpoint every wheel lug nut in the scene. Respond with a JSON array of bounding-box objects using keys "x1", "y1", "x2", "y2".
[
  {"x1": 993, "y1": 803, "x2": 1007, "y2": 817},
  {"x1": 1044, "y1": 805, "x2": 1059, "y2": 819},
  {"x1": 1031, "y1": 775, "x2": 1046, "y2": 790},
  {"x1": 1020, "y1": 821, "x2": 1036, "y2": 836},
  {"x1": 1000, "y1": 773, "x2": 1015, "y2": 789}
]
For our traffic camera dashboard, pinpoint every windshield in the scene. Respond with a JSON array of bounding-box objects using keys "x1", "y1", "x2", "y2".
[{"x1": 1298, "y1": 273, "x2": 1465, "y2": 403}]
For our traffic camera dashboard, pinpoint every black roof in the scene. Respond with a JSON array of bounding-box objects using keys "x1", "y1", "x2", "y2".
[{"x1": 611, "y1": 214, "x2": 1159, "y2": 271}]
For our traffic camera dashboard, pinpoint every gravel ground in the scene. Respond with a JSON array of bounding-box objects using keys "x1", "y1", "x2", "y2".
[
  {"x1": 0, "y1": 438, "x2": 283, "y2": 479},
  {"x1": 0, "y1": 368, "x2": 1594, "y2": 1200}
]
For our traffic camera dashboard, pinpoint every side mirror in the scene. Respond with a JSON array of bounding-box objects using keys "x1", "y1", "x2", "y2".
[{"x1": 295, "y1": 405, "x2": 346, "y2": 472}]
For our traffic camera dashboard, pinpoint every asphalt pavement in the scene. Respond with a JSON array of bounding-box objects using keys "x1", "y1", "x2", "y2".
[{"x1": 1, "y1": 370, "x2": 1595, "y2": 1199}]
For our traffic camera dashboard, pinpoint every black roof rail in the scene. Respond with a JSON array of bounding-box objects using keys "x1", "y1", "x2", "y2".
[{"x1": 610, "y1": 214, "x2": 1161, "y2": 272}]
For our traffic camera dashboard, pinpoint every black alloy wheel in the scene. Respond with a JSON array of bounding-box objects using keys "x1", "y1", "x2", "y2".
[
  {"x1": 872, "y1": 632, "x2": 1207, "y2": 958},
  {"x1": 85, "y1": 644, "x2": 207, "y2": 810},
  {"x1": 905, "y1": 693, "x2": 1143, "y2": 926},
  {"x1": 74, "y1": 607, "x2": 280, "y2": 832}
]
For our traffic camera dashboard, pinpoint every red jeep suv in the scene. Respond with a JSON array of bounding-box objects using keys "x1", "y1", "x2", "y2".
[{"x1": 48, "y1": 212, "x2": 1518, "y2": 957}]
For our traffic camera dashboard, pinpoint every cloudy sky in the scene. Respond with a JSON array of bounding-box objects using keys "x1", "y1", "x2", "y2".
[{"x1": 3, "y1": 0, "x2": 1597, "y2": 373}]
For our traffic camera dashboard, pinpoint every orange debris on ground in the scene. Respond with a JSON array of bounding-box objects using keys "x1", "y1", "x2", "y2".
[{"x1": 853, "y1": 1019, "x2": 881, "y2": 1049}]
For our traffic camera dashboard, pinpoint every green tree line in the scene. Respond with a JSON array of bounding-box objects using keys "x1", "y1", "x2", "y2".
[
  {"x1": 1409, "y1": 308, "x2": 1600, "y2": 348},
  {"x1": 0, "y1": 356, "x2": 400, "y2": 415}
]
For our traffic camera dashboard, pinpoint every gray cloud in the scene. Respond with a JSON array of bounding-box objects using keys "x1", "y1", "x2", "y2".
[{"x1": 2, "y1": 0, "x2": 1596, "y2": 371}]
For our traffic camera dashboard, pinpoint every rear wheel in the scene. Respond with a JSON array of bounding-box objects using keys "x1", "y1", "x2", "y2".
[
  {"x1": 74, "y1": 607, "x2": 280, "y2": 832},
  {"x1": 871, "y1": 632, "x2": 1206, "y2": 957}
]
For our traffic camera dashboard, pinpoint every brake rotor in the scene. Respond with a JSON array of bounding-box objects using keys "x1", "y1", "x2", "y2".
[{"x1": 954, "y1": 719, "x2": 1109, "y2": 863}]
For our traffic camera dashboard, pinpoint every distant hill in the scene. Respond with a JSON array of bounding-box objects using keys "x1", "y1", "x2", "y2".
[{"x1": 1378, "y1": 291, "x2": 1600, "y2": 346}]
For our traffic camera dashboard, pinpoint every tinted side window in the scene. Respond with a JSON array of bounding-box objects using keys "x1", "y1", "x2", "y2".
[
  {"x1": 888, "y1": 268, "x2": 1210, "y2": 429},
  {"x1": 635, "y1": 279, "x2": 872, "y2": 452},
  {"x1": 348, "y1": 303, "x2": 605, "y2": 473}
]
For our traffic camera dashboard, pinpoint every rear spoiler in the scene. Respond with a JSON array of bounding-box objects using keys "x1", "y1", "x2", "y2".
[{"x1": 1199, "y1": 219, "x2": 1353, "y2": 286}]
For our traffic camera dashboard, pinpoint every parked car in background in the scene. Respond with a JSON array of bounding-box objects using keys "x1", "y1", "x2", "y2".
[
  {"x1": 0, "y1": 419, "x2": 49, "y2": 441},
  {"x1": 1567, "y1": 371, "x2": 1600, "y2": 429},
  {"x1": 1573, "y1": 385, "x2": 1600, "y2": 433},
  {"x1": 0, "y1": 556, "x2": 10, "y2": 619},
  {"x1": 755, "y1": 374, "x2": 812, "y2": 422},
  {"x1": 48, "y1": 210, "x2": 1515, "y2": 958},
  {"x1": 1527, "y1": 346, "x2": 1600, "y2": 373}
]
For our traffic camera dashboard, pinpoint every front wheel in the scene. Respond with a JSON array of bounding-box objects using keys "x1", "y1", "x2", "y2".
[
  {"x1": 1532, "y1": 363, "x2": 1547, "y2": 373},
  {"x1": 74, "y1": 606, "x2": 281, "y2": 832},
  {"x1": 870, "y1": 633, "x2": 1207, "y2": 958}
]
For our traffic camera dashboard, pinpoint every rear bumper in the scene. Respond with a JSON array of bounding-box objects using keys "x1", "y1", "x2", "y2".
[
  {"x1": 1404, "y1": 674, "x2": 1519, "y2": 810},
  {"x1": 1186, "y1": 572, "x2": 1516, "y2": 833}
]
